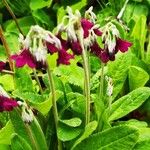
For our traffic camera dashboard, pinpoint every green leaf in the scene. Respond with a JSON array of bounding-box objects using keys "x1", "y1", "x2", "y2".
[
  {"x1": 0, "y1": 121, "x2": 14, "y2": 145},
  {"x1": 108, "y1": 87, "x2": 150, "y2": 121},
  {"x1": 0, "y1": 144, "x2": 10, "y2": 150},
  {"x1": 128, "y1": 66, "x2": 149, "y2": 91},
  {"x1": 74, "y1": 126, "x2": 139, "y2": 150},
  {"x1": 10, "y1": 109, "x2": 34, "y2": 149},
  {"x1": 54, "y1": 62, "x2": 84, "y2": 88},
  {"x1": 30, "y1": 0, "x2": 52, "y2": 10},
  {"x1": 107, "y1": 52, "x2": 132, "y2": 100},
  {"x1": 71, "y1": 121, "x2": 98, "y2": 150},
  {"x1": 0, "y1": 74, "x2": 14, "y2": 91},
  {"x1": 133, "y1": 128, "x2": 150, "y2": 150},
  {"x1": 11, "y1": 134, "x2": 32, "y2": 150},
  {"x1": 14, "y1": 67, "x2": 34, "y2": 92},
  {"x1": 57, "y1": 123, "x2": 82, "y2": 142},
  {"x1": 12, "y1": 90, "x2": 63, "y2": 115},
  {"x1": 4, "y1": 16, "x2": 35, "y2": 35},
  {"x1": 28, "y1": 118, "x2": 48, "y2": 150},
  {"x1": 60, "y1": 118, "x2": 82, "y2": 127}
]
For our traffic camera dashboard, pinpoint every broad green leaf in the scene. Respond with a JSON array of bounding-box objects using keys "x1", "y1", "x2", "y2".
[
  {"x1": 0, "y1": 45, "x2": 6, "y2": 61},
  {"x1": 14, "y1": 67, "x2": 34, "y2": 92},
  {"x1": 57, "y1": 123, "x2": 82, "y2": 142},
  {"x1": 11, "y1": 134, "x2": 32, "y2": 150},
  {"x1": 28, "y1": 118, "x2": 48, "y2": 150},
  {"x1": 133, "y1": 128, "x2": 150, "y2": 150},
  {"x1": 107, "y1": 52, "x2": 132, "y2": 100},
  {"x1": 0, "y1": 74, "x2": 14, "y2": 91},
  {"x1": 0, "y1": 144, "x2": 10, "y2": 150},
  {"x1": 128, "y1": 66, "x2": 149, "y2": 91},
  {"x1": 10, "y1": 109, "x2": 34, "y2": 149},
  {"x1": 4, "y1": 32, "x2": 19, "y2": 53},
  {"x1": 74, "y1": 126, "x2": 139, "y2": 150},
  {"x1": 30, "y1": 0, "x2": 52, "y2": 10},
  {"x1": 108, "y1": 87, "x2": 150, "y2": 121},
  {"x1": 54, "y1": 63, "x2": 84, "y2": 88},
  {"x1": 131, "y1": 15, "x2": 147, "y2": 59},
  {"x1": 32, "y1": 10, "x2": 54, "y2": 29},
  {"x1": 60, "y1": 118, "x2": 82, "y2": 127},
  {"x1": 71, "y1": 121, "x2": 98, "y2": 150},
  {"x1": 12, "y1": 90, "x2": 63, "y2": 115},
  {"x1": 0, "y1": 121, "x2": 14, "y2": 145},
  {"x1": 4, "y1": 16, "x2": 35, "y2": 35}
]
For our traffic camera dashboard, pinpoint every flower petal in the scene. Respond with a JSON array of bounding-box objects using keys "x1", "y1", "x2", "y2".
[
  {"x1": 0, "y1": 61, "x2": 6, "y2": 71},
  {"x1": 116, "y1": 38, "x2": 132, "y2": 52},
  {"x1": 70, "y1": 41, "x2": 82, "y2": 55}
]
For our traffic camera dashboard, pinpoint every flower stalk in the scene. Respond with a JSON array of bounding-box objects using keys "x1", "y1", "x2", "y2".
[
  {"x1": 99, "y1": 62, "x2": 105, "y2": 101},
  {"x1": 77, "y1": 28, "x2": 91, "y2": 125},
  {"x1": 0, "y1": 26, "x2": 14, "y2": 71},
  {"x1": 46, "y1": 60, "x2": 62, "y2": 150}
]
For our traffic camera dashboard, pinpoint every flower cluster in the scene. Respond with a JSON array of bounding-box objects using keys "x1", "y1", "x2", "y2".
[
  {"x1": 56, "y1": 6, "x2": 132, "y2": 63},
  {"x1": 11, "y1": 25, "x2": 74, "y2": 69},
  {"x1": 0, "y1": 86, "x2": 18, "y2": 112}
]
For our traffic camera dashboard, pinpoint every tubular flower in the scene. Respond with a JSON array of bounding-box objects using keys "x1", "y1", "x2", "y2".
[
  {"x1": 101, "y1": 23, "x2": 132, "y2": 63},
  {"x1": 56, "y1": 6, "x2": 103, "y2": 56},
  {"x1": 0, "y1": 86, "x2": 18, "y2": 112},
  {"x1": 0, "y1": 61, "x2": 6, "y2": 71},
  {"x1": 11, "y1": 48, "x2": 36, "y2": 68}
]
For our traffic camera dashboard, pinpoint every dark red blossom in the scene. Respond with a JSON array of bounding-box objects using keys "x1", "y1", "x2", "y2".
[
  {"x1": 11, "y1": 49, "x2": 36, "y2": 68},
  {"x1": 0, "y1": 96, "x2": 18, "y2": 112},
  {"x1": 57, "y1": 49, "x2": 74, "y2": 65},
  {"x1": 81, "y1": 19, "x2": 102, "y2": 38},
  {"x1": 0, "y1": 61, "x2": 6, "y2": 71},
  {"x1": 46, "y1": 42, "x2": 58, "y2": 54},
  {"x1": 116, "y1": 38, "x2": 132, "y2": 53},
  {"x1": 57, "y1": 34, "x2": 69, "y2": 50},
  {"x1": 69, "y1": 40, "x2": 82, "y2": 55},
  {"x1": 100, "y1": 51, "x2": 110, "y2": 63},
  {"x1": 90, "y1": 42, "x2": 102, "y2": 57}
]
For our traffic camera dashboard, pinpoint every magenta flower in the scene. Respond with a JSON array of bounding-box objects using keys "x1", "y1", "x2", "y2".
[
  {"x1": 69, "y1": 40, "x2": 82, "y2": 55},
  {"x1": 116, "y1": 38, "x2": 132, "y2": 53},
  {"x1": 81, "y1": 19, "x2": 102, "y2": 38},
  {"x1": 0, "y1": 61, "x2": 6, "y2": 71},
  {"x1": 46, "y1": 42, "x2": 58, "y2": 54},
  {"x1": 11, "y1": 49, "x2": 36, "y2": 68},
  {"x1": 0, "y1": 95, "x2": 18, "y2": 112},
  {"x1": 57, "y1": 49, "x2": 74, "y2": 65}
]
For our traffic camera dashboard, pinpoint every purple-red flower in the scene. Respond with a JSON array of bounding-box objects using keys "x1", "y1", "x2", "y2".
[
  {"x1": 57, "y1": 49, "x2": 74, "y2": 65},
  {"x1": 0, "y1": 95, "x2": 18, "y2": 112},
  {"x1": 69, "y1": 40, "x2": 82, "y2": 55},
  {"x1": 81, "y1": 19, "x2": 102, "y2": 38},
  {"x1": 46, "y1": 42, "x2": 58, "y2": 54},
  {"x1": 11, "y1": 49, "x2": 36, "y2": 68},
  {"x1": 116, "y1": 38, "x2": 132, "y2": 53},
  {"x1": 0, "y1": 61, "x2": 6, "y2": 71}
]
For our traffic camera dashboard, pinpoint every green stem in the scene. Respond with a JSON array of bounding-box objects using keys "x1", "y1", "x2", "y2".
[
  {"x1": 33, "y1": 69, "x2": 43, "y2": 94},
  {"x1": 46, "y1": 60, "x2": 62, "y2": 150},
  {"x1": 99, "y1": 63, "x2": 104, "y2": 101},
  {"x1": 2, "y1": 0, "x2": 24, "y2": 36},
  {"x1": 0, "y1": 26, "x2": 14, "y2": 71},
  {"x1": 117, "y1": 0, "x2": 129, "y2": 20},
  {"x1": 78, "y1": 35, "x2": 90, "y2": 125}
]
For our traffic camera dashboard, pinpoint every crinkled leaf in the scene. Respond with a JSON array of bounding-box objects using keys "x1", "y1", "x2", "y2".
[
  {"x1": 0, "y1": 121, "x2": 14, "y2": 145},
  {"x1": 58, "y1": 123, "x2": 82, "y2": 142},
  {"x1": 11, "y1": 134, "x2": 32, "y2": 150},
  {"x1": 128, "y1": 66, "x2": 149, "y2": 91},
  {"x1": 60, "y1": 118, "x2": 82, "y2": 127},
  {"x1": 71, "y1": 121, "x2": 98, "y2": 150},
  {"x1": 108, "y1": 87, "x2": 150, "y2": 121},
  {"x1": 74, "y1": 126, "x2": 139, "y2": 150}
]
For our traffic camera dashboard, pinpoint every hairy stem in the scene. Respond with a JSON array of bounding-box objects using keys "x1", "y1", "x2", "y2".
[
  {"x1": 46, "y1": 60, "x2": 62, "y2": 150},
  {"x1": 0, "y1": 26, "x2": 14, "y2": 71},
  {"x1": 2, "y1": 0, "x2": 24, "y2": 36},
  {"x1": 33, "y1": 69, "x2": 43, "y2": 94},
  {"x1": 99, "y1": 62, "x2": 104, "y2": 101},
  {"x1": 77, "y1": 33, "x2": 91, "y2": 125}
]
